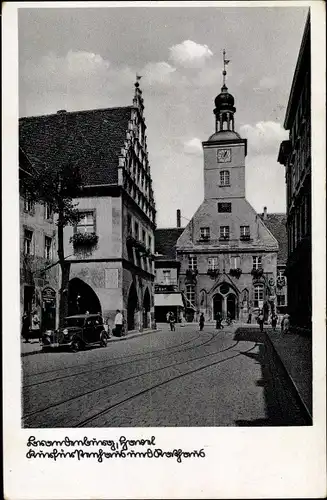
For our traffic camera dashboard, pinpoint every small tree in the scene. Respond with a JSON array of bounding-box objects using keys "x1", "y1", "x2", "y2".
[{"x1": 20, "y1": 118, "x2": 85, "y2": 327}]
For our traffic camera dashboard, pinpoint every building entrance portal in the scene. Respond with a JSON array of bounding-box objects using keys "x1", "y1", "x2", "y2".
[
  {"x1": 68, "y1": 278, "x2": 102, "y2": 316},
  {"x1": 212, "y1": 283, "x2": 238, "y2": 320},
  {"x1": 127, "y1": 283, "x2": 138, "y2": 331}
]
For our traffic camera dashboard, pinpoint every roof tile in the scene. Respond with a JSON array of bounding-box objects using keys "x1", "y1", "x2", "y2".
[
  {"x1": 155, "y1": 228, "x2": 184, "y2": 259},
  {"x1": 259, "y1": 213, "x2": 288, "y2": 264},
  {"x1": 19, "y1": 107, "x2": 132, "y2": 186}
]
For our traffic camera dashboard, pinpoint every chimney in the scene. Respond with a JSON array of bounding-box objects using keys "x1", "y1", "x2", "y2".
[
  {"x1": 176, "y1": 209, "x2": 181, "y2": 228},
  {"x1": 263, "y1": 206, "x2": 267, "y2": 220}
]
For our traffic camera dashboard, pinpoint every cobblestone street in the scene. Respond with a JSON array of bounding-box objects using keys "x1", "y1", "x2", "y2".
[{"x1": 22, "y1": 323, "x2": 308, "y2": 427}]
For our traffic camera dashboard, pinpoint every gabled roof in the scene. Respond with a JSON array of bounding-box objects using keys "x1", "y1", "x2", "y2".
[
  {"x1": 259, "y1": 213, "x2": 287, "y2": 264},
  {"x1": 19, "y1": 107, "x2": 132, "y2": 186},
  {"x1": 155, "y1": 228, "x2": 184, "y2": 260}
]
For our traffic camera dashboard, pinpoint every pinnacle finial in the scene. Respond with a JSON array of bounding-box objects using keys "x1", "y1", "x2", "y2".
[{"x1": 135, "y1": 74, "x2": 142, "y2": 88}]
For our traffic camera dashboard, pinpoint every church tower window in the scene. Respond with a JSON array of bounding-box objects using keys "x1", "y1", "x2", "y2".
[
  {"x1": 218, "y1": 202, "x2": 232, "y2": 213},
  {"x1": 220, "y1": 170, "x2": 230, "y2": 186}
]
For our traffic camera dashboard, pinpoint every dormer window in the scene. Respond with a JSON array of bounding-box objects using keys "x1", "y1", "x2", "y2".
[
  {"x1": 200, "y1": 227, "x2": 210, "y2": 240},
  {"x1": 240, "y1": 225, "x2": 250, "y2": 240},
  {"x1": 220, "y1": 226, "x2": 230, "y2": 240}
]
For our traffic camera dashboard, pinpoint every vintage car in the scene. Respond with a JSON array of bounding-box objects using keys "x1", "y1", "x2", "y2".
[{"x1": 41, "y1": 314, "x2": 109, "y2": 352}]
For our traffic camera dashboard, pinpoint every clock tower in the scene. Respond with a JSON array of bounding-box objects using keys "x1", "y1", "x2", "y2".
[{"x1": 202, "y1": 51, "x2": 247, "y2": 200}]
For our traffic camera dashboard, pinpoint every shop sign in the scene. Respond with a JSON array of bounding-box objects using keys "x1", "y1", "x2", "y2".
[{"x1": 42, "y1": 286, "x2": 56, "y2": 303}]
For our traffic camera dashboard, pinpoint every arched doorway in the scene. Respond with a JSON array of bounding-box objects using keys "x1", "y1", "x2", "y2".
[
  {"x1": 127, "y1": 283, "x2": 138, "y2": 331},
  {"x1": 68, "y1": 278, "x2": 102, "y2": 316},
  {"x1": 213, "y1": 294, "x2": 223, "y2": 318},
  {"x1": 143, "y1": 288, "x2": 150, "y2": 329},
  {"x1": 227, "y1": 294, "x2": 236, "y2": 320},
  {"x1": 212, "y1": 282, "x2": 239, "y2": 320}
]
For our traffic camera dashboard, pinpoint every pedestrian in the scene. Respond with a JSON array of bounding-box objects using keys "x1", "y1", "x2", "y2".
[
  {"x1": 215, "y1": 311, "x2": 222, "y2": 329},
  {"x1": 166, "y1": 311, "x2": 170, "y2": 323},
  {"x1": 31, "y1": 309, "x2": 41, "y2": 342},
  {"x1": 257, "y1": 310, "x2": 264, "y2": 333},
  {"x1": 21, "y1": 311, "x2": 31, "y2": 343},
  {"x1": 114, "y1": 309, "x2": 123, "y2": 337},
  {"x1": 226, "y1": 311, "x2": 232, "y2": 326},
  {"x1": 106, "y1": 316, "x2": 112, "y2": 338},
  {"x1": 169, "y1": 312, "x2": 176, "y2": 331},
  {"x1": 281, "y1": 313, "x2": 290, "y2": 335},
  {"x1": 271, "y1": 313, "x2": 278, "y2": 331},
  {"x1": 199, "y1": 313, "x2": 205, "y2": 331},
  {"x1": 247, "y1": 311, "x2": 252, "y2": 324}
]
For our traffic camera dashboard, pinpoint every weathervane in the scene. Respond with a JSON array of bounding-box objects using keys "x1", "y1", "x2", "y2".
[{"x1": 222, "y1": 49, "x2": 230, "y2": 87}]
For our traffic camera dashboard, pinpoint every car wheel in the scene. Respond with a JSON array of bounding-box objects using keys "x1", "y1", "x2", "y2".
[
  {"x1": 100, "y1": 331, "x2": 108, "y2": 347},
  {"x1": 71, "y1": 339, "x2": 82, "y2": 352}
]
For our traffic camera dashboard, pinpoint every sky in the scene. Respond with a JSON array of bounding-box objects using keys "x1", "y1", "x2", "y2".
[{"x1": 18, "y1": 5, "x2": 309, "y2": 228}]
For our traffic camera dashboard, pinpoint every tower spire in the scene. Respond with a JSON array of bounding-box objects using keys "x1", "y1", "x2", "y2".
[
  {"x1": 212, "y1": 50, "x2": 236, "y2": 134},
  {"x1": 222, "y1": 49, "x2": 230, "y2": 89}
]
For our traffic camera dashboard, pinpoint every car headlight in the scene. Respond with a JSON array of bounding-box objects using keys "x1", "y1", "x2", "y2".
[{"x1": 63, "y1": 329, "x2": 68, "y2": 335}]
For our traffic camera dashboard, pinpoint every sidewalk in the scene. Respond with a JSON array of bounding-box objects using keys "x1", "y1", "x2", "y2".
[
  {"x1": 265, "y1": 327, "x2": 312, "y2": 421},
  {"x1": 21, "y1": 327, "x2": 160, "y2": 356}
]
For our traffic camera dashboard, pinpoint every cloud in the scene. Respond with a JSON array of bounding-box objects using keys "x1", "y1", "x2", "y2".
[
  {"x1": 23, "y1": 50, "x2": 111, "y2": 84},
  {"x1": 183, "y1": 137, "x2": 203, "y2": 155},
  {"x1": 21, "y1": 50, "x2": 138, "y2": 114},
  {"x1": 254, "y1": 76, "x2": 278, "y2": 92},
  {"x1": 240, "y1": 121, "x2": 288, "y2": 154},
  {"x1": 169, "y1": 40, "x2": 213, "y2": 68},
  {"x1": 142, "y1": 61, "x2": 177, "y2": 86}
]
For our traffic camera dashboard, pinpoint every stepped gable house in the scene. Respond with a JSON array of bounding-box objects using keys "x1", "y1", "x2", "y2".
[
  {"x1": 19, "y1": 80, "x2": 156, "y2": 331},
  {"x1": 176, "y1": 55, "x2": 279, "y2": 322}
]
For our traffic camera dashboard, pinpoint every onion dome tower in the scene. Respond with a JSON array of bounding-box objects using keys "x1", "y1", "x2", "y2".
[{"x1": 208, "y1": 50, "x2": 240, "y2": 141}]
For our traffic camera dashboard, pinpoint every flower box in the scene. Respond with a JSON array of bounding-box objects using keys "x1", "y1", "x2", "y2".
[
  {"x1": 251, "y1": 268, "x2": 264, "y2": 279},
  {"x1": 229, "y1": 267, "x2": 242, "y2": 279},
  {"x1": 207, "y1": 269, "x2": 219, "y2": 279},
  {"x1": 70, "y1": 232, "x2": 99, "y2": 248},
  {"x1": 186, "y1": 269, "x2": 198, "y2": 280}
]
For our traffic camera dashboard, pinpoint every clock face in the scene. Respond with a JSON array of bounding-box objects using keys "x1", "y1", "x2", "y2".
[{"x1": 217, "y1": 148, "x2": 231, "y2": 163}]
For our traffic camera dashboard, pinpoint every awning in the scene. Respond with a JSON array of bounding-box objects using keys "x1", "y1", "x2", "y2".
[{"x1": 155, "y1": 293, "x2": 184, "y2": 307}]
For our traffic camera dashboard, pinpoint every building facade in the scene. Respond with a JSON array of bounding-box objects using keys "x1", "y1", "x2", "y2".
[
  {"x1": 19, "y1": 148, "x2": 59, "y2": 331},
  {"x1": 176, "y1": 62, "x2": 279, "y2": 322},
  {"x1": 154, "y1": 222, "x2": 184, "y2": 322},
  {"x1": 278, "y1": 14, "x2": 311, "y2": 330},
  {"x1": 259, "y1": 208, "x2": 288, "y2": 315},
  {"x1": 19, "y1": 81, "x2": 156, "y2": 332}
]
